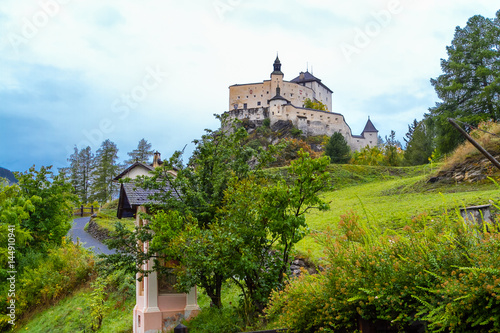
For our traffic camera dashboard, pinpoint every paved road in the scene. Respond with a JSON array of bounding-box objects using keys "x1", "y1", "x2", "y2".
[{"x1": 68, "y1": 216, "x2": 116, "y2": 255}]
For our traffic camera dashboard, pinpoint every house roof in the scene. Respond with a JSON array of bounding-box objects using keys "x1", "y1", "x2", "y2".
[
  {"x1": 362, "y1": 118, "x2": 378, "y2": 133},
  {"x1": 290, "y1": 71, "x2": 333, "y2": 93},
  {"x1": 116, "y1": 180, "x2": 177, "y2": 218},
  {"x1": 113, "y1": 161, "x2": 154, "y2": 181}
]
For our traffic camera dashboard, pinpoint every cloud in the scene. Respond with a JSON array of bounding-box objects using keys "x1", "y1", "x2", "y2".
[{"x1": 1, "y1": 0, "x2": 499, "y2": 172}]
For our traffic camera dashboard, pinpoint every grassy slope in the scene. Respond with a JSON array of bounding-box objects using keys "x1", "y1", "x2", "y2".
[
  {"x1": 296, "y1": 165, "x2": 500, "y2": 259},
  {"x1": 13, "y1": 284, "x2": 134, "y2": 333}
]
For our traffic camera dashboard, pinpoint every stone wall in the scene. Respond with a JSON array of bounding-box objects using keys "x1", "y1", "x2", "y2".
[
  {"x1": 86, "y1": 217, "x2": 112, "y2": 243},
  {"x1": 226, "y1": 104, "x2": 375, "y2": 151}
]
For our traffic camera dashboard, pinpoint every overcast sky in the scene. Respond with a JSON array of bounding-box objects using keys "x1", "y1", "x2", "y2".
[{"x1": 1, "y1": 1, "x2": 499, "y2": 173}]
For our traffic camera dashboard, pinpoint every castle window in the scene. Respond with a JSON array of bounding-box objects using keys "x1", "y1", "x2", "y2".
[
  {"x1": 246, "y1": 96, "x2": 248, "y2": 98},
  {"x1": 257, "y1": 101, "x2": 261, "y2": 106},
  {"x1": 254, "y1": 95, "x2": 256, "y2": 97},
  {"x1": 244, "y1": 103, "x2": 247, "y2": 109},
  {"x1": 233, "y1": 104, "x2": 238, "y2": 109},
  {"x1": 237, "y1": 96, "x2": 240, "y2": 99},
  {"x1": 261, "y1": 95, "x2": 263, "y2": 97},
  {"x1": 267, "y1": 91, "x2": 269, "y2": 94},
  {"x1": 272, "y1": 112, "x2": 274, "y2": 115},
  {"x1": 291, "y1": 93, "x2": 293, "y2": 97}
]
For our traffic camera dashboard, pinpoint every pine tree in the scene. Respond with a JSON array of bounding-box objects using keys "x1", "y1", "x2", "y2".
[
  {"x1": 428, "y1": 10, "x2": 500, "y2": 154},
  {"x1": 91, "y1": 139, "x2": 120, "y2": 203},
  {"x1": 325, "y1": 132, "x2": 351, "y2": 164},
  {"x1": 67, "y1": 146, "x2": 94, "y2": 203},
  {"x1": 125, "y1": 138, "x2": 154, "y2": 165},
  {"x1": 78, "y1": 146, "x2": 94, "y2": 203},
  {"x1": 404, "y1": 119, "x2": 434, "y2": 166}
]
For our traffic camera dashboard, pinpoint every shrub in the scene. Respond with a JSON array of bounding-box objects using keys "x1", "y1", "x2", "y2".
[
  {"x1": 0, "y1": 240, "x2": 93, "y2": 330},
  {"x1": 266, "y1": 206, "x2": 500, "y2": 332}
]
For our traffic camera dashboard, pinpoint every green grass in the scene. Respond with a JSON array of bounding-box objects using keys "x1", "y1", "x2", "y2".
[
  {"x1": 93, "y1": 208, "x2": 135, "y2": 233},
  {"x1": 13, "y1": 283, "x2": 134, "y2": 333},
  {"x1": 296, "y1": 169, "x2": 500, "y2": 260}
]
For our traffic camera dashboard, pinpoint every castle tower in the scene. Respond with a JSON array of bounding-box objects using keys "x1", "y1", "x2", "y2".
[{"x1": 270, "y1": 55, "x2": 284, "y2": 101}]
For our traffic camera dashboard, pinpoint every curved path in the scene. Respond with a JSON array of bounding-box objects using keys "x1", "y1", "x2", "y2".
[{"x1": 68, "y1": 217, "x2": 116, "y2": 255}]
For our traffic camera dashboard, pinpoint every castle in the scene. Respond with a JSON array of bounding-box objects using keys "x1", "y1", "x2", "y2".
[{"x1": 226, "y1": 56, "x2": 378, "y2": 151}]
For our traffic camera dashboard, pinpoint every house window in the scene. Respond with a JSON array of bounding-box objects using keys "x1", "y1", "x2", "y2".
[{"x1": 257, "y1": 101, "x2": 261, "y2": 106}]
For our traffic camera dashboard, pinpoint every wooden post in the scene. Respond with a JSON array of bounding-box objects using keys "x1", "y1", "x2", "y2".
[
  {"x1": 91, "y1": 205, "x2": 94, "y2": 214},
  {"x1": 80, "y1": 205, "x2": 84, "y2": 217},
  {"x1": 448, "y1": 118, "x2": 500, "y2": 171}
]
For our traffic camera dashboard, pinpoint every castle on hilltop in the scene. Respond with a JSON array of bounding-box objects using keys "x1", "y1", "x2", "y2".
[{"x1": 226, "y1": 56, "x2": 378, "y2": 151}]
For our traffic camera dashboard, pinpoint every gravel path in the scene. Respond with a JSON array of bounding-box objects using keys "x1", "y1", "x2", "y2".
[{"x1": 68, "y1": 216, "x2": 116, "y2": 255}]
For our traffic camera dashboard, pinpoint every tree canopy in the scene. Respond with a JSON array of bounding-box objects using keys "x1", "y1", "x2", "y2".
[
  {"x1": 325, "y1": 132, "x2": 351, "y2": 164},
  {"x1": 125, "y1": 138, "x2": 154, "y2": 165},
  {"x1": 105, "y1": 116, "x2": 330, "y2": 315},
  {"x1": 428, "y1": 10, "x2": 500, "y2": 154}
]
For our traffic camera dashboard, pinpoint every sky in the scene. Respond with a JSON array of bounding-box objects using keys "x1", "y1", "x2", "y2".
[{"x1": 1, "y1": 0, "x2": 499, "y2": 173}]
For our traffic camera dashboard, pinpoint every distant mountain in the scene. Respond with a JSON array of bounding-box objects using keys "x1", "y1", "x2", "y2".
[{"x1": 0, "y1": 167, "x2": 17, "y2": 184}]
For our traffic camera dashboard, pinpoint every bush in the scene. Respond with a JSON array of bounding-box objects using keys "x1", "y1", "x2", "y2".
[
  {"x1": 0, "y1": 240, "x2": 93, "y2": 330},
  {"x1": 266, "y1": 207, "x2": 500, "y2": 332}
]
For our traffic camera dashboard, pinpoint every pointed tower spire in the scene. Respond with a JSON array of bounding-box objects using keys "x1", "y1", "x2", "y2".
[{"x1": 271, "y1": 54, "x2": 283, "y2": 76}]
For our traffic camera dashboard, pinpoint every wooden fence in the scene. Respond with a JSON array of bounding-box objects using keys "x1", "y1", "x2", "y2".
[{"x1": 73, "y1": 205, "x2": 97, "y2": 217}]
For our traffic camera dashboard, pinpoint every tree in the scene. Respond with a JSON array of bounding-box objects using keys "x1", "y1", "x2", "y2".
[
  {"x1": 304, "y1": 98, "x2": 328, "y2": 111},
  {"x1": 384, "y1": 130, "x2": 403, "y2": 166},
  {"x1": 13, "y1": 166, "x2": 76, "y2": 247},
  {"x1": 404, "y1": 119, "x2": 434, "y2": 165},
  {"x1": 67, "y1": 146, "x2": 94, "y2": 203},
  {"x1": 125, "y1": 138, "x2": 154, "y2": 165},
  {"x1": 428, "y1": 11, "x2": 500, "y2": 154},
  {"x1": 325, "y1": 132, "x2": 351, "y2": 163},
  {"x1": 105, "y1": 116, "x2": 330, "y2": 315},
  {"x1": 91, "y1": 140, "x2": 120, "y2": 203}
]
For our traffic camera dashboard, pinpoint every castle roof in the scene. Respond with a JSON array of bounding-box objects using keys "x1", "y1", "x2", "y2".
[
  {"x1": 291, "y1": 71, "x2": 333, "y2": 93},
  {"x1": 362, "y1": 118, "x2": 378, "y2": 133},
  {"x1": 271, "y1": 55, "x2": 284, "y2": 76}
]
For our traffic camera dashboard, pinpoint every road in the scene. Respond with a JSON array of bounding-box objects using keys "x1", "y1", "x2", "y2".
[{"x1": 68, "y1": 216, "x2": 116, "y2": 255}]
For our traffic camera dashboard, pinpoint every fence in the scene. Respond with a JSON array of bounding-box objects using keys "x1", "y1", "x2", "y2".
[{"x1": 73, "y1": 205, "x2": 97, "y2": 217}]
